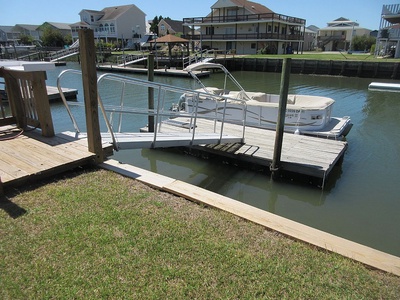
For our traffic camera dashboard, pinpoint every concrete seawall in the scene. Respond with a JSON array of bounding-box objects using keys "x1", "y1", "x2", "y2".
[{"x1": 219, "y1": 57, "x2": 400, "y2": 79}]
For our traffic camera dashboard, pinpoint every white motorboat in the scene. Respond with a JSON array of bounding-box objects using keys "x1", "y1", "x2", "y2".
[{"x1": 178, "y1": 62, "x2": 352, "y2": 139}]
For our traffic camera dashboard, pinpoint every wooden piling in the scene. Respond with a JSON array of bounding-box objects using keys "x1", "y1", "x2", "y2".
[
  {"x1": 78, "y1": 29, "x2": 104, "y2": 163},
  {"x1": 271, "y1": 58, "x2": 291, "y2": 179}
]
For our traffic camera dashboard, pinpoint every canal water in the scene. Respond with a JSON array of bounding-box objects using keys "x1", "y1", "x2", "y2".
[{"x1": 46, "y1": 62, "x2": 400, "y2": 256}]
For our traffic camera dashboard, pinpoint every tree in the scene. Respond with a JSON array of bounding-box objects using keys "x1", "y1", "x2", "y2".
[
  {"x1": 41, "y1": 26, "x2": 65, "y2": 47},
  {"x1": 351, "y1": 35, "x2": 376, "y2": 52},
  {"x1": 150, "y1": 15, "x2": 163, "y2": 35},
  {"x1": 19, "y1": 34, "x2": 34, "y2": 45}
]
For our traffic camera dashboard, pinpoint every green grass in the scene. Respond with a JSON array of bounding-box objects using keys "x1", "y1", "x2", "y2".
[
  {"x1": 111, "y1": 50, "x2": 400, "y2": 62},
  {"x1": 1, "y1": 167, "x2": 399, "y2": 299}
]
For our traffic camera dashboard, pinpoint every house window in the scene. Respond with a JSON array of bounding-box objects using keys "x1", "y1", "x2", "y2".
[
  {"x1": 206, "y1": 27, "x2": 214, "y2": 35},
  {"x1": 91, "y1": 15, "x2": 94, "y2": 22},
  {"x1": 110, "y1": 23, "x2": 115, "y2": 33},
  {"x1": 105, "y1": 23, "x2": 109, "y2": 33},
  {"x1": 267, "y1": 25, "x2": 272, "y2": 33},
  {"x1": 251, "y1": 43, "x2": 256, "y2": 49},
  {"x1": 160, "y1": 24, "x2": 165, "y2": 32}
]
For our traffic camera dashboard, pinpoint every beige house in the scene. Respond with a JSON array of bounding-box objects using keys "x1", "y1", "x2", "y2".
[
  {"x1": 70, "y1": 4, "x2": 146, "y2": 48},
  {"x1": 182, "y1": 0, "x2": 305, "y2": 55},
  {"x1": 317, "y1": 17, "x2": 371, "y2": 51}
]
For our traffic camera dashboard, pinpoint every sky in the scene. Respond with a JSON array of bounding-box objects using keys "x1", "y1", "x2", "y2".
[{"x1": 2, "y1": 0, "x2": 400, "y2": 30}]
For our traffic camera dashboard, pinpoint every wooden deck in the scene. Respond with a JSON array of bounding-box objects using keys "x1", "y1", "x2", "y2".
[
  {"x1": 0, "y1": 126, "x2": 113, "y2": 190},
  {"x1": 156, "y1": 117, "x2": 348, "y2": 181}
]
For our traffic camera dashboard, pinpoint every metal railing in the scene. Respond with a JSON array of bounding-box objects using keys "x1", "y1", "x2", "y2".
[
  {"x1": 183, "y1": 13, "x2": 305, "y2": 26},
  {"x1": 56, "y1": 70, "x2": 247, "y2": 150},
  {"x1": 182, "y1": 49, "x2": 216, "y2": 68}
]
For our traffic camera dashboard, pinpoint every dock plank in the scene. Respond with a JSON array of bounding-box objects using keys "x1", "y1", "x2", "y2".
[{"x1": 159, "y1": 117, "x2": 347, "y2": 179}]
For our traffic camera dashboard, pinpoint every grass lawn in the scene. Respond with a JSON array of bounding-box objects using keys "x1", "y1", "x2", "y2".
[
  {"x1": 1, "y1": 167, "x2": 399, "y2": 299},
  {"x1": 112, "y1": 50, "x2": 400, "y2": 63}
]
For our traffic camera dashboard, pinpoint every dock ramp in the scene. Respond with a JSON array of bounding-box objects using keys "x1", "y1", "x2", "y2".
[
  {"x1": 64, "y1": 131, "x2": 242, "y2": 150},
  {"x1": 118, "y1": 56, "x2": 148, "y2": 67},
  {"x1": 56, "y1": 70, "x2": 246, "y2": 151}
]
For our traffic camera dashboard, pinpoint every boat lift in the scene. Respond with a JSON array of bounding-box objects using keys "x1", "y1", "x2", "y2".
[{"x1": 56, "y1": 70, "x2": 246, "y2": 151}]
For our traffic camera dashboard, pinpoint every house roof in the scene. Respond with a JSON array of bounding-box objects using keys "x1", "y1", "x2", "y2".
[
  {"x1": 160, "y1": 19, "x2": 183, "y2": 33},
  {"x1": 15, "y1": 24, "x2": 40, "y2": 31},
  {"x1": 150, "y1": 34, "x2": 188, "y2": 43},
  {"x1": 80, "y1": 4, "x2": 145, "y2": 23},
  {"x1": 0, "y1": 26, "x2": 15, "y2": 33},
  {"x1": 42, "y1": 22, "x2": 72, "y2": 30},
  {"x1": 101, "y1": 4, "x2": 145, "y2": 20},
  {"x1": 327, "y1": 17, "x2": 359, "y2": 27},
  {"x1": 211, "y1": 0, "x2": 274, "y2": 14},
  {"x1": 69, "y1": 21, "x2": 90, "y2": 28}
]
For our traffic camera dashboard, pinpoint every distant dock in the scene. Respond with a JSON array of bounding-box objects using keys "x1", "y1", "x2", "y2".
[
  {"x1": 96, "y1": 64, "x2": 210, "y2": 78},
  {"x1": 47, "y1": 86, "x2": 78, "y2": 101}
]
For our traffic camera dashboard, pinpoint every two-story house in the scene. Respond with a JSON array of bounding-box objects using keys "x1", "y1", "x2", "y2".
[
  {"x1": 182, "y1": 0, "x2": 305, "y2": 55},
  {"x1": 70, "y1": 4, "x2": 146, "y2": 49},
  {"x1": 0, "y1": 26, "x2": 18, "y2": 46},
  {"x1": 375, "y1": 4, "x2": 400, "y2": 58},
  {"x1": 14, "y1": 24, "x2": 41, "y2": 42},
  {"x1": 317, "y1": 17, "x2": 371, "y2": 51}
]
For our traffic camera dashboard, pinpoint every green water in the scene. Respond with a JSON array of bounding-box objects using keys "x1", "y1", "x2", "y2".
[{"x1": 46, "y1": 63, "x2": 400, "y2": 256}]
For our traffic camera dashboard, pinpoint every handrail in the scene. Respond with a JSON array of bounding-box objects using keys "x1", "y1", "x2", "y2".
[
  {"x1": 57, "y1": 70, "x2": 247, "y2": 150},
  {"x1": 56, "y1": 69, "x2": 81, "y2": 133}
]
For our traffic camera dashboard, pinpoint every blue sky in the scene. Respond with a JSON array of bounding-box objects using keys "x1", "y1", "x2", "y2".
[{"x1": 2, "y1": 0, "x2": 399, "y2": 30}]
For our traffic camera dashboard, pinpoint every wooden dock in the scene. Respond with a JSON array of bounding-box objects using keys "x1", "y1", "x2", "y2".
[
  {"x1": 0, "y1": 126, "x2": 113, "y2": 189},
  {"x1": 46, "y1": 86, "x2": 78, "y2": 101},
  {"x1": 97, "y1": 64, "x2": 210, "y2": 78},
  {"x1": 156, "y1": 117, "x2": 348, "y2": 182}
]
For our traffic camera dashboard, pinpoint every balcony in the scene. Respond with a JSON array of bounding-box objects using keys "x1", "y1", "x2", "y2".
[
  {"x1": 183, "y1": 13, "x2": 305, "y2": 26},
  {"x1": 182, "y1": 32, "x2": 303, "y2": 41}
]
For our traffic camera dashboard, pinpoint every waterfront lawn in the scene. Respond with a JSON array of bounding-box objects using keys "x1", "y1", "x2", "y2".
[{"x1": 1, "y1": 168, "x2": 399, "y2": 299}]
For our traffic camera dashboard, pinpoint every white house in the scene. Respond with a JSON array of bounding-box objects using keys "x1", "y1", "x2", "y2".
[
  {"x1": 304, "y1": 25, "x2": 319, "y2": 51},
  {"x1": 70, "y1": 4, "x2": 146, "y2": 49},
  {"x1": 182, "y1": 0, "x2": 306, "y2": 55},
  {"x1": 317, "y1": 17, "x2": 371, "y2": 51}
]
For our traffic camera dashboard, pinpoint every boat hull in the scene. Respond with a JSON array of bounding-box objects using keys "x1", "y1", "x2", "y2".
[{"x1": 181, "y1": 93, "x2": 352, "y2": 139}]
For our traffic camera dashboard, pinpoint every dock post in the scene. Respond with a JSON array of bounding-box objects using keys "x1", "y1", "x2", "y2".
[
  {"x1": 271, "y1": 58, "x2": 291, "y2": 179},
  {"x1": 78, "y1": 29, "x2": 104, "y2": 163},
  {"x1": 148, "y1": 54, "x2": 155, "y2": 132}
]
